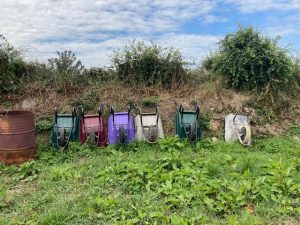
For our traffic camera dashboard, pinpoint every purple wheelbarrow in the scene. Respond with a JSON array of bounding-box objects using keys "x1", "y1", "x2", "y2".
[{"x1": 108, "y1": 106, "x2": 135, "y2": 144}]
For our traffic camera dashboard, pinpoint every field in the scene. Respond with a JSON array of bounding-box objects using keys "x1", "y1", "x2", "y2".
[
  {"x1": 1, "y1": 28, "x2": 300, "y2": 225},
  {"x1": 1, "y1": 133, "x2": 300, "y2": 224}
]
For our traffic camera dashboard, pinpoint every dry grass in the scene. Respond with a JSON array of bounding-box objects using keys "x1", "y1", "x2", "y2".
[{"x1": 1, "y1": 79, "x2": 299, "y2": 137}]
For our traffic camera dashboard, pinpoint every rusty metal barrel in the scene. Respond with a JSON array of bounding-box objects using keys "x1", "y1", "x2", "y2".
[{"x1": 0, "y1": 110, "x2": 35, "y2": 164}]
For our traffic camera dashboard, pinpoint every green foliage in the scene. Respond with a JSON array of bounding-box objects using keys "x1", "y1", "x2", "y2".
[
  {"x1": 71, "y1": 89, "x2": 100, "y2": 111},
  {"x1": 84, "y1": 67, "x2": 116, "y2": 82},
  {"x1": 204, "y1": 26, "x2": 293, "y2": 92},
  {"x1": 141, "y1": 96, "x2": 160, "y2": 107},
  {"x1": 48, "y1": 50, "x2": 84, "y2": 95},
  {"x1": 35, "y1": 119, "x2": 52, "y2": 134},
  {"x1": 1, "y1": 136, "x2": 300, "y2": 224},
  {"x1": 291, "y1": 57, "x2": 300, "y2": 93},
  {"x1": 112, "y1": 40, "x2": 187, "y2": 88},
  {"x1": 0, "y1": 35, "x2": 26, "y2": 94}
]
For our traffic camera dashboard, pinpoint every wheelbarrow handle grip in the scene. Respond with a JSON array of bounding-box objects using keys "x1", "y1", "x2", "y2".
[
  {"x1": 54, "y1": 107, "x2": 58, "y2": 124},
  {"x1": 179, "y1": 104, "x2": 183, "y2": 113},
  {"x1": 181, "y1": 107, "x2": 184, "y2": 120},
  {"x1": 139, "y1": 108, "x2": 143, "y2": 126},
  {"x1": 110, "y1": 106, "x2": 114, "y2": 122},
  {"x1": 156, "y1": 106, "x2": 160, "y2": 124},
  {"x1": 128, "y1": 107, "x2": 131, "y2": 123},
  {"x1": 98, "y1": 104, "x2": 104, "y2": 116},
  {"x1": 72, "y1": 107, "x2": 76, "y2": 116},
  {"x1": 196, "y1": 105, "x2": 200, "y2": 120}
]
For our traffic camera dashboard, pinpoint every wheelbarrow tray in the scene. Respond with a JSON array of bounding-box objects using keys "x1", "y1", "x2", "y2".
[
  {"x1": 108, "y1": 112, "x2": 134, "y2": 144},
  {"x1": 175, "y1": 111, "x2": 201, "y2": 140},
  {"x1": 80, "y1": 115, "x2": 107, "y2": 146},
  {"x1": 135, "y1": 114, "x2": 164, "y2": 142},
  {"x1": 50, "y1": 114, "x2": 80, "y2": 147}
]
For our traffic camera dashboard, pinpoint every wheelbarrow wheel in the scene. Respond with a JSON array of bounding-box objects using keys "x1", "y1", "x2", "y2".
[
  {"x1": 149, "y1": 127, "x2": 158, "y2": 143},
  {"x1": 89, "y1": 127, "x2": 96, "y2": 145},
  {"x1": 59, "y1": 128, "x2": 65, "y2": 146},
  {"x1": 120, "y1": 125, "x2": 126, "y2": 143},
  {"x1": 188, "y1": 124, "x2": 196, "y2": 142},
  {"x1": 239, "y1": 126, "x2": 251, "y2": 146}
]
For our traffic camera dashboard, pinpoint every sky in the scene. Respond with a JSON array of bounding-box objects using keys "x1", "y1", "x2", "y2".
[{"x1": 0, "y1": 0, "x2": 300, "y2": 67}]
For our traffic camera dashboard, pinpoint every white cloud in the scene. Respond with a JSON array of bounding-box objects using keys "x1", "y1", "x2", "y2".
[
  {"x1": 224, "y1": 0, "x2": 300, "y2": 14},
  {"x1": 0, "y1": 0, "x2": 219, "y2": 66},
  {"x1": 0, "y1": 0, "x2": 299, "y2": 67}
]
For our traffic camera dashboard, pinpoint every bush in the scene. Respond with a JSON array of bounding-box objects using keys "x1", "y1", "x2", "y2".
[
  {"x1": 203, "y1": 26, "x2": 293, "y2": 92},
  {"x1": 48, "y1": 50, "x2": 84, "y2": 95},
  {"x1": 112, "y1": 40, "x2": 187, "y2": 88},
  {"x1": 0, "y1": 35, "x2": 26, "y2": 94},
  {"x1": 84, "y1": 67, "x2": 116, "y2": 82},
  {"x1": 291, "y1": 58, "x2": 300, "y2": 93}
]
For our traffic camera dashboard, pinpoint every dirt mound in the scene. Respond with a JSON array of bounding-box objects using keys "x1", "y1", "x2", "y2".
[{"x1": 1, "y1": 81, "x2": 299, "y2": 138}]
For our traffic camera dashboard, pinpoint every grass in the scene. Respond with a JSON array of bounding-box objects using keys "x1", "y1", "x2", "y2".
[{"x1": 0, "y1": 136, "x2": 300, "y2": 225}]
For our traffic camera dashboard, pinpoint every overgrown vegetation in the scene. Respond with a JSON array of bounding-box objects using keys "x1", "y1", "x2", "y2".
[
  {"x1": 1, "y1": 135, "x2": 300, "y2": 224},
  {"x1": 112, "y1": 40, "x2": 187, "y2": 88},
  {"x1": 203, "y1": 26, "x2": 293, "y2": 92},
  {"x1": 0, "y1": 35, "x2": 26, "y2": 94},
  {"x1": 48, "y1": 50, "x2": 85, "y2": 95}
]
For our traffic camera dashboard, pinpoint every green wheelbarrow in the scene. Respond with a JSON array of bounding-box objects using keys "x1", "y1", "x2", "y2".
[
  {"x1": 175, "y1": 102, "x2": 201, "y2": 142},
  {"x1": 50, "y1": 107, "x2": 80, "y2": 148}
]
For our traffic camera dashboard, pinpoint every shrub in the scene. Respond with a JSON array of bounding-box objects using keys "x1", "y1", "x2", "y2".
[
  {"x1": 141, "y1": 96, "x2": 160, "y2": 107},
  {"x1": 0, "y1": 35, "x2": 26, "y2": 94},
  {"x1": 112, "y1": 40, "x2": 187, "y2": 88},
  {"x1": 48, "y1": 50, "x2": 84, "y2": 95},
  {"x1": 84, "y1": 67, "x2": 116, "y2": 82},
  {"x1": 203, "y1": 26, "x2": 293, "y2": 92}
]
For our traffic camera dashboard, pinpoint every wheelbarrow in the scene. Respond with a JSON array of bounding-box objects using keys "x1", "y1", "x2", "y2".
[
  {"x1": 50, "y1": 107, "x2": 80, "y2": 148},
  {"x1": 225, "y1": 113, "x2": 252, "y2": 146},
  {"x1": 107, "y1": 106, "x2": 135, "y2": 144},
  {"x1": 79, "y1": 105, "x2": 107, "y2": 147},
  {"x1": 135, "y1": 107, "x2": 164, "y2": 143},
  {"x1": 175, "y1": 103, "x2": 201, "y2": 142}
]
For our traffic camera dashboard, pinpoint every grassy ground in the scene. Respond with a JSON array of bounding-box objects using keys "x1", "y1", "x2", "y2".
[{"x1": 1, "y1": 133, "x2": 300, "y2": 225}]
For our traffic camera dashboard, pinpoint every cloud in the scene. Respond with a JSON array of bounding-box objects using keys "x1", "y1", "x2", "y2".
[
  {"x1": 0, "y1": 0, "x2": 299, "y2": 67},
  {"x1": 224, "y1": 0, "x2": 300, "y2": 14},
  {"x1": 0, "y1": 0, "x2": 220, "y2": 66}
]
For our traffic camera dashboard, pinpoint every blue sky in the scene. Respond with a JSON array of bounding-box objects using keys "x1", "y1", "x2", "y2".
[{"x1": 0, "y1": 0, "x2": 299, "y2": 67}]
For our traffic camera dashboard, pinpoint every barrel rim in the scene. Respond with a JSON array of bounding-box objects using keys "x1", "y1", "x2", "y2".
[{"x1": 0, "y1": 110, "x2": 34, "y2": 117}]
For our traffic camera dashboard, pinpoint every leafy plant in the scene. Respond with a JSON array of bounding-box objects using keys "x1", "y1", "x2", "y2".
[
  {"x1": 112, "y1": 40, "x2": 188, "y2": 88},
  {"x1": 35, "y1": 119, "x2": 53, "y2": 134},
  {"x1": 204, "y1": 26, "x2": 293, "y2": 92},
  {"x1": 141, "y1": 96, "x2": 160, "y2": 107},
  {"x1": 48, "y1": 50, "x2": 84, "y2": 95},
  {"x1": 0, "y1": 35, "x2": 26, "y2": 94}
]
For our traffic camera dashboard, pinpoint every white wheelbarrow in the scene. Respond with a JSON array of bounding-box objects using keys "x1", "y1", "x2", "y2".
[{"x1": 135, "y1": 107, "x2": 164, "y2": 143}]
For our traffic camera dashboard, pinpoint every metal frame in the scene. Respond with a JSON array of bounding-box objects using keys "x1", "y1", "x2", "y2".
[
  {"x1": 110, "y1": 106, "x2": 131, "y2": 144},
  {"x1": 54, "y1": 107, "x2": 76, "y2": 149},
  {"x1": 138, "y1": 106, "x2": 160, "y2": 143},
  {"x1": 80, "y1": 105, "x2": 106, "y2": 146},
  {"x1": 176, "y1": 102, "x2": 200, "y2": 142}
]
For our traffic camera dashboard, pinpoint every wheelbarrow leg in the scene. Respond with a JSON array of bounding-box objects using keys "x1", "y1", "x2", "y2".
[
  {"x1": 120, "y1": 125, "x2": 126, "y2": 143},
  {"x1": 59, "y1": 128, "x2": 65, "y2": 146}
]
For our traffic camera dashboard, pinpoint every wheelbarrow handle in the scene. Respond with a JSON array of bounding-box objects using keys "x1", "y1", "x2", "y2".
[
  {"x1": 54, "y1": 107, "x2": 58, "y2": 124},
  {"x1": 156, "y1": 106, "x2": 160, "y2": 124},
  {"x1": 179, "y1": 105, "x2": 183, "y2": 113},
  {"x1": 110, "y1": 106, "x2": 115, "y2": 123},
  {"x1": 128, "y1": 106, "x2": 131, "y2": 123},
  {"x1": 138, "y1": 108, "x2": 143, "y2": 126},
  {"x1": 72, "y1": 107, "x2": 77, "y2": 116},
  {"x1": 79, "y1": 107, "x2": 85, "y2": 124},
  {"x1": 195, "y1": 104, "x2": 200, "y2": 120},
  {"x1": 181, "y1": 107, "x2": 184, "y2": 120},
  {"x1": 98, "y1": 104, "x2": 104, "y2": 116}
]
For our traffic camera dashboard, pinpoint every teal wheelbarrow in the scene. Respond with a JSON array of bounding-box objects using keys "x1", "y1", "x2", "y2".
[
  {"x1": 50, "y1": 107, "x2": 80, "y2": 148},
  {"x1": 175, "y1": 103, "x2": 201, "y2": 142}
]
